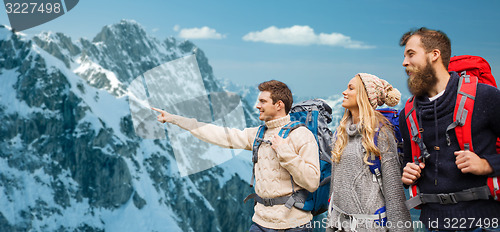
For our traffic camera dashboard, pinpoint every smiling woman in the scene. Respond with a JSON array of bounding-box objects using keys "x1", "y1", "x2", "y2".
[{"x1": 326, "y1": 73, "x2": 411, "y2": 232}]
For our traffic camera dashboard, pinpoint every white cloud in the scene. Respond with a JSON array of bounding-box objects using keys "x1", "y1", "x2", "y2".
[
  {"x1": 242, "y1": 25, "x2": 374, "y2": 49},
  {"x1": 243, "y1": 25, "x2": 317, "y2": 45},
  {"x1": 173, "y1": 25, "x2": 180, "y2": 32},
  {"x1": 178, "y1": 26, "x2": 226, "y2": 39}
]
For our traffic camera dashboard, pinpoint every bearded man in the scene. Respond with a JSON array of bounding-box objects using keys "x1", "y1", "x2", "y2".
[{"x1": 399, "y1": 27, "x2": 500, "y2": 231}]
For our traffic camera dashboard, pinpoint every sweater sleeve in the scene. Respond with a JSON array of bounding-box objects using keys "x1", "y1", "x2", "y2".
[
  {"x1": 274, "y1": 127, "x2": 320, "y2": 192},
  {"x1": 479, "y1": 84, "x2": 500, "y2": 177},
  {"x1": 168, "y1": 114, "x2": 256, "y2": 150},
  {"x1": 379, "y1": 128, "x2": 413, "y2": 231}
]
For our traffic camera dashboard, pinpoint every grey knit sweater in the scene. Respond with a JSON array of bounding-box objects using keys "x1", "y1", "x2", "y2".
[{"x1": 326, "y1": 118, "x2": 412, "y2": 232}]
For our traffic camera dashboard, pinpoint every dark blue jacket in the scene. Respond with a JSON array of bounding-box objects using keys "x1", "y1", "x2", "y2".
[{"x1": 400, "y1": 72, "x2": 500, "y2": 230}]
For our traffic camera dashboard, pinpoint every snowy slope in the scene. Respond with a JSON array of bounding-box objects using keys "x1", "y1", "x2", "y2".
[{"x1": 0, "y1": 22, "x2": 256, "y2": 232}]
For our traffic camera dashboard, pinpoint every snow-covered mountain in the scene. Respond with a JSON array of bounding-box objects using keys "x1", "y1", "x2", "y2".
[
  {"x1": 0, "y1": 20, "x2": 259, "y2": 232},
  {"x1": 0, "y1": 19, "x2": 410, "y2": 231}
]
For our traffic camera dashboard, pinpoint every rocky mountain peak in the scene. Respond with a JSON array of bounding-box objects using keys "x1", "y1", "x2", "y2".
[
  {"x1": 93, "y1": 19, "x2": 147, "y2": 44},
  {"x1": 0, "y1": 21, "x2": 259, "y2": 232}
]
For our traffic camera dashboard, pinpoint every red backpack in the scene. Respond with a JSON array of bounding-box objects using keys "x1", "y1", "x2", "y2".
[
  {"x1": 404, "y1": 55, "x2": 500, "y2": 210},
  {"x1": 448, "y1": 55, "x2": 497, "y2": 87},
  {"x1": 449, "y1": 55, "x2": 500, "y2": 154}
]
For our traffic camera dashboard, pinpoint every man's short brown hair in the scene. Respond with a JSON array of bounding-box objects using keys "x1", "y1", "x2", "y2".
[
  {"x1": 400, "y1": 27, "x2": 451, "y2": 69},
  {"x1": 258, "y1": 80, "x2": 293, "y2": 114}
]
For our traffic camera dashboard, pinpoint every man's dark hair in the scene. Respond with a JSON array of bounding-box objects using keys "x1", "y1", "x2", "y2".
[
  {"x1": 400, "y1": 27, "x2": 451, "y2": 69},
  {"x1": 258, "y1": 80, "x2": 293, "y2": 114}
]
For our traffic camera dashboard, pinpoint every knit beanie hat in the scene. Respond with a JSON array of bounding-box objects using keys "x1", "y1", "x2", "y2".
[{"x1": 357, "y1": 73, "x2": 401, "y2": 108}]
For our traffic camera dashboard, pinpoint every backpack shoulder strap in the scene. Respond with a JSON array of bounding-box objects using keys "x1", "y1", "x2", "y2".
[
  {"x1": 404, "y1": 97, "x2": 430, "y2": 204},
  {"x1": 252, "y1": 125, "x2": 267, "y2": 163},
  {"x1": 250, "y1": 125, "x2": 267, "y2": 187},
  {"x1": 451, "y1": 73, "x2": 500, "y2": 201},
  {"x1": 368, "y1": 130, "x2": 384, "y2": 197},
  {"x1": 404, "y1": 97, "x2": 431, "y2": 164},
  {"x1": 278, "y1": 121, "x2": 305, "y2": 139},
  {"x1": 446, "y1": 72, "x2": 478, "y2": 151}
]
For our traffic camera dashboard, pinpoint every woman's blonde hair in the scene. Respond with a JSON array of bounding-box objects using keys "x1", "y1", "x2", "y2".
[{"x1": 331, "y1": 74, "x2": 392, "y2": 164}]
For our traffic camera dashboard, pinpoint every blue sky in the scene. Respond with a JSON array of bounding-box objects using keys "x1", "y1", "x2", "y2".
[{"x1": 2, "y1": 0, "x2": 500, "y2": 97}]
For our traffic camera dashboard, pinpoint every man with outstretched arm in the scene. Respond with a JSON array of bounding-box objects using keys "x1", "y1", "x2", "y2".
[
  {"x1": 399, "y1": 27, "x2": 500, "y2": 231},
  {"x1": 152, "y1": 80, "x2": 320, "y2": 232}
]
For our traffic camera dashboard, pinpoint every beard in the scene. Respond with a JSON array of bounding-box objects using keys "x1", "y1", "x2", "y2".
[{"x1": 406, "y1": 60, "x2": 438, "y2": 97}]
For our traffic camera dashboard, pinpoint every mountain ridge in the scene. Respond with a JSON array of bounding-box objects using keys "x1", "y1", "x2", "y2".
[{"x1": 0, "y1": 21, "x2": 256, "y2": 232}]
